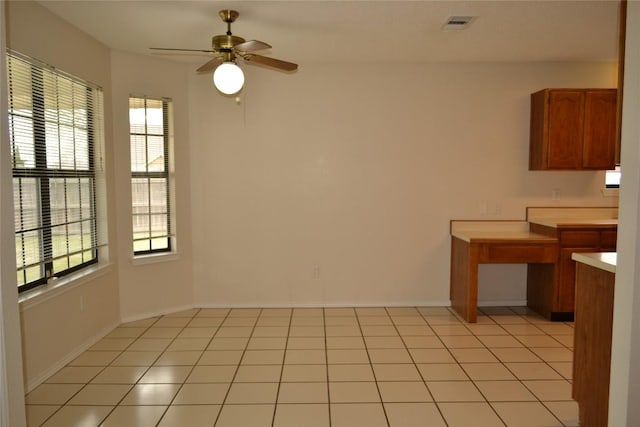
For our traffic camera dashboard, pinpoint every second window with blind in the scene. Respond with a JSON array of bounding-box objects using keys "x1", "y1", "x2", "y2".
[{"x1": 129, "y1": 96, "x2": 173, "y2": 255}]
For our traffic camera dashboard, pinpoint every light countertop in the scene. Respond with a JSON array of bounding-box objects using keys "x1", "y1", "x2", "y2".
[
  {"x1": 526, "y1": 207, "x2": 618, "y2": 229},
  {"x1": 572, "y1": 252, "x2": 617, "y2": 274},
  {"x1": 451, "y1": 221, "x2": 558, "y2": 243},
  {"x1": 528, "y1": 218, "x2": 618, "y2": 228}
]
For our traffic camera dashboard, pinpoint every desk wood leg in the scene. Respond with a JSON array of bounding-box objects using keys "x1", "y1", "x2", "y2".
[
  {"x1": 527, "y1": 263, "x2": 556, "y2": 320},
  {"x1": 450, "y1": 237, "x2": 478, "y2": 323}
]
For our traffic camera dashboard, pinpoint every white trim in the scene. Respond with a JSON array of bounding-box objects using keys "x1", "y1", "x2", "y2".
[
  {"x1": 131, "y1": 251, "x2": 180, "y2": 266},
  {"x1": 122, "y1": 302, "x2": 457, "y2": 322},
  {"x1": 120, "y1": 304, "x2": 195, "y2": 324},
  {"x1": 0, "y1": 2, "x2": 26, "y2": 424},
  {"x1": 610, "y1": 3, "x2": 640, "y2": 425},
  {"x1": 478, "y1": 300, "x2": 527, "y2": 307},
  {"x1": 0, "y1": 317, "x2": 7, "y2": 427},
  {"x1": 194, "y1": 300, "x2": 453, "y2": 309},
  {"x1": 18, "y1": 263, "x2": 113, "y2": 311},
  {"x1": 25, "y1": 320, "x2": 119, "y2": 393}
]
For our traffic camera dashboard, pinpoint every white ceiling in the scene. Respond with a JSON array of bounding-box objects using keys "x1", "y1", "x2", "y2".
[{"x1": 36, "y1": 0, "x2": 621, "y2": 66}]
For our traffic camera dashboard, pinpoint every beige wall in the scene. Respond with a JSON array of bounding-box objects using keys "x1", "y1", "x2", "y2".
[
  {"x1": 189, "y1": 61, "x2": 617, "y2": 307},
  {"x1": 5, "y1": 1, "x2": 121, "y2": 389},
  {"x1": 110, "y1": 50, "x2": 194, "y2": 320}
]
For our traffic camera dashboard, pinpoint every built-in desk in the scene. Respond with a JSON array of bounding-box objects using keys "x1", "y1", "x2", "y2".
[
  {"x1": 527, "y1": 207, "x2": 617, "y2": 319},
  {"x1": 450, "y1": 221, "x2": 559, "y2": 322}
]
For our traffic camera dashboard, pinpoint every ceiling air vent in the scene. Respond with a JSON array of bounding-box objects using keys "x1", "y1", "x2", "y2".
[{"x1": 442, "y1": 16, "x2": 476, "y2": 30}]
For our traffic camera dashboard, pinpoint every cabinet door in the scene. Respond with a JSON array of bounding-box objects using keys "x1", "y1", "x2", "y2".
[
  {"x1": 558, "y1": 247, "x2": 598, "y2": 313},
  {"x1": 601, "y1": 229, "x2": 618, "y2": 250},
  {"x1": 557, "y1": 248, "x2": 575, "y2": 312},
  {"x1": 559, "y1": 230, "x2": 600, "y2": 247},
  {"x1": 547, "y1": 90, "x2": 585, "y2": 169},
  {"x1": 583, "y1": 90, "x2": 617, "y2": 169}
]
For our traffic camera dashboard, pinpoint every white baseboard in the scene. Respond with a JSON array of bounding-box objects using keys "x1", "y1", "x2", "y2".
[
  {"x1": 196, "y1": 300, "x2": 453, "y2": 309},
  {"x1": 120, "y1": 304, "x2": 196, "y2": 324},
  {"x1": 25, "y1": 320, "x2": 120, "y2": 393},
  {"x1": 478, "y1": 300, "x2": 527, "y2": 307}
]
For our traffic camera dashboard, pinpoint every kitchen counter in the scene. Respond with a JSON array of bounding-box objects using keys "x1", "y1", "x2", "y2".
[
  {"x1": 572, "y1": 252, "x2": 617, "y2": 274},
  {"x1": 526, "y1": 207, "x2": 618, "y2": 319},
  {"x1": 449, "y1": 212, "x2": 618, "y2": 323},
  {"x1": 527, "y1": 206, "x2": 618, "y2": 228},
  {"x1": 528, "y1": 218, "x2": 618, "y2": 228},
  {"x1": 451, "y1": 221, "x2": 558, "y2": 243}
]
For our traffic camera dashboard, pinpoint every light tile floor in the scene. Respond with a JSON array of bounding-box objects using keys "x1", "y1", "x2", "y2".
[{"x1": 25, "y1": 306, "x2": 578, "y2": 427}]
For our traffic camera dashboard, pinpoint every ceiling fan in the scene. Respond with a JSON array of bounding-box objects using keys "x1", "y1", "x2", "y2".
[{"x1": 150, "y1": 10, "x2": 298, "y2": 94}]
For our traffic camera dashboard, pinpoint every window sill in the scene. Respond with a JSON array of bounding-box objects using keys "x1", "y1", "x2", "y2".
[
  {"x1": 602, "y1": 188, "x2": 619, "y2": 197},
  {"x1": 131, "y1": 252, "x2": 180, "y2": 266},
  {"x1": 19, "y1": 262, "x2": 114, "y2": 311}
]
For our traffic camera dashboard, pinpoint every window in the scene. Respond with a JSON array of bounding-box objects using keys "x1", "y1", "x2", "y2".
[
  {"x1": 7, "y1": 51, "x2": 104, "y2": 292},
  {"x1": 129, "y1": 96, "x2": 172, "y2": 254}
]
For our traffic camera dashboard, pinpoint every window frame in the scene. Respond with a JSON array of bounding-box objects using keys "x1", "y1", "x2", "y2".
[
  {"x1": 8, "y1": 50, "x2": 102, "y2": 293},
  {"x1": 129, "y1": 95, "x2": 173, "y2": 255}
]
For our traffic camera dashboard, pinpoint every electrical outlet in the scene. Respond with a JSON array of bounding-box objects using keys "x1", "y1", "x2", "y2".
[
  {"x1": 80, "y1": 296, "x2": 84, "y2": 312},
  {"x1": 552, "y1": 189, "x2": 560, "y2": 201},
  {"x1": 313, "y1": 265, "x2": 320, "y2": 280},
  {"x1": 479, "y1": 202, "x2": 488, "y2": 216}
]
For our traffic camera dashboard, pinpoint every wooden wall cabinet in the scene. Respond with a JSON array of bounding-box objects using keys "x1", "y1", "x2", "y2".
[
  {"x1": 529, "y1": 88, "x2": 617, "y2": 170},
  {"x1": 528, "y1": 224, "x2": 617, "y2": 319}
]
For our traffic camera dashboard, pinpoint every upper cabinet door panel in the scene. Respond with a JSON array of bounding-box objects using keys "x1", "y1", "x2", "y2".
[
  {"x1": 583, "y1": 90, "x2": 617, "y2": 169},
  {"x1": 529, "y1": 88, "x2": 617, "y2": 170},
  {"x1": 547, "y1": 90, "x2": 585, "y2": 169}
]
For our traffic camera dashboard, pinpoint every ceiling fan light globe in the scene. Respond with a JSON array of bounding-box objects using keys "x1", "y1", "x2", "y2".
[{"x1": 213, "y1": 62, "x2": 245, "y2": 95}]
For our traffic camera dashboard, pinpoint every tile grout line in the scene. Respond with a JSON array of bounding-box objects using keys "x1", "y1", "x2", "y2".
[
  {"x1": 68, "y1": 312, "x2": 187, "y2": 427},
  {"x1": 480, "y1": 306, "x2": 570, "y2": 427},
  {"x1": 151, "y1": 307, "x2": 218, "y2": 427},
  {"x1": 99, "y1": 315, "x2": 166, "y2": 425},
  {"x1": 323, "y1": 307, "x2": 333, "y2": 427},
  {"x1": 210, "y1": 308, "x2": 262, "y2": 427},
  {"x1": 270, "y1": 308, "x2": 294, "y2": 427},
  {"x1": 355, "y1": 307, "x2": 392, "y2": 427},
  {"x1": 116, "y1": 308, "x2": 203, "y2": 427},
  {"x1": 478, "y1": 307, "x2": 535, "y2": 427},
  {"x1": 36, "y1": 313, "x2": 164, "y2": 426},
  {"x1": 403, "y1": 306, "x2": 455, "y2": 427}
]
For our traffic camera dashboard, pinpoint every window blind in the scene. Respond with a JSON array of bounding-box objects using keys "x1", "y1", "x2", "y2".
[{"x1": 7, "y1": 51, "x2": 104, "y2": 291}]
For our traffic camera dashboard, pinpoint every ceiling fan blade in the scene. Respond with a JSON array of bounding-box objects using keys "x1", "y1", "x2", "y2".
[
  {"x1": 243, "y1": 54, "x2": 298, "y2": 72},
  {"x1": 233, "y1": 40, "x2": 272, "y2": 53},
  {"x1": 150, "y1": 47, "x2": 217, "y2": 54},
  {"x1": 150, "y1": 52, "x2": 213, "y2": 58},
  {"x1": 196, "y1": 57, "x2": 223, "y2": 73}
]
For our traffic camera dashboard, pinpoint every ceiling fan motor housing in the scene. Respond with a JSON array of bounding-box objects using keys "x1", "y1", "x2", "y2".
[{"x1": 212, "y1": 35, "x2": 246, "y2": 50}]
